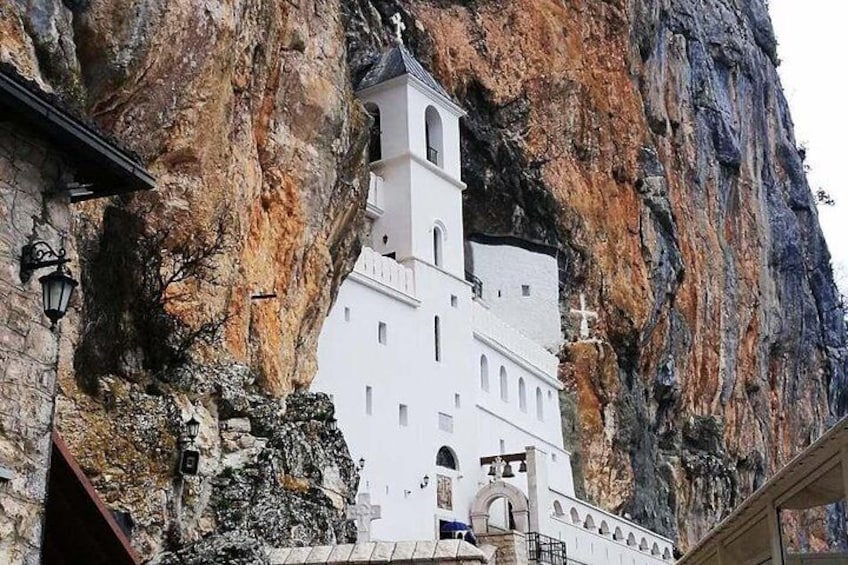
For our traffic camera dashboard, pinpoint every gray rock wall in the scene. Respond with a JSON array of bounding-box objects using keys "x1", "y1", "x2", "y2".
[{"x1": 0, "y1": 119, "x2": 74, "y2": 564}]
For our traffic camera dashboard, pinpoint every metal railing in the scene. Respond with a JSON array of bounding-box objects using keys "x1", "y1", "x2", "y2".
[
  {"x1": 465, "y1": 270, "x2": 483, "y2": 298},
  {"x1": 427, "y1": 146, "x2": 439, "y2": 165},
  {"x1": 527, "y1": 532, "x2": 568, "y2": 565}
]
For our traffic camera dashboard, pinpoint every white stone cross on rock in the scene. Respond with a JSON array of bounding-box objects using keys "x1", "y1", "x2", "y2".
[
  {"x1": 569, "y1": 293, "x2": 598, "y2": 340},
  {"x1": 391, "y1": 13, "x2": 406, "y2": 45},
  {"x1": 346, "y1": 493, "x2": 381, "y2": 542}
]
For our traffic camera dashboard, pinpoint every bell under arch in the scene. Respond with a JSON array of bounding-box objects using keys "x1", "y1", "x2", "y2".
[{"x1": 470, "y1": 480, "x2": 530, "y2": 534}]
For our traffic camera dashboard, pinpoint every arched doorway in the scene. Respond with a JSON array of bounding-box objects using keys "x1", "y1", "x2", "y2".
[{"x1": 470, "y1": 481, "x2": 530, "y2": 534}]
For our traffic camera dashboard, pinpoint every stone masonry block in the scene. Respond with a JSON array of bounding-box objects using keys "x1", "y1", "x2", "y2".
[{"x1": 327, "y1": 544, "x2": 354, "y2": 563}]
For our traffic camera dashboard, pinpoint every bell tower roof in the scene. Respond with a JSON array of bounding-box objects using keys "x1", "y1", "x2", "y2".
[{"x1": 356, "y1": 45, "x2": 457, "y2": 109}]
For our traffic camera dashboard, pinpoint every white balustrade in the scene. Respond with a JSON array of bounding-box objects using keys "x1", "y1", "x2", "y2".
[
  {"x1": 353, "y1": 247, "x2": 416, "y2": 298},
  {"x1": 366, "y1": 172, "x2": 384, "y2": 218}
]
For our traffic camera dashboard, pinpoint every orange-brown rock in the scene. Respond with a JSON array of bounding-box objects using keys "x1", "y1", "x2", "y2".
[{"x1": 342, "y1": 0, "x2": 845, "y2": 550}]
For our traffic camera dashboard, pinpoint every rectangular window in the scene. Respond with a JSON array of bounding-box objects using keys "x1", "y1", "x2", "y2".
[
  {"x1": 499, "y1": 439, "x2": 506, "y2": 454},
  {"x1": 378, "y1": 322, "x2": 387, "y2": 345},
  {"x1": 438, "y1": 412, "x2": 454, "y2": 433},
  {"x1": 454, "y1": 393, "x2": 461, "y2": 408},
  {"x1": 399, "y1": 404, "x2": 408, "y2": 427},
  {"x1": 365, "y1": 386, "x2": 373, "y2": 415},
  {"x1": 450, "y1": 295, "x2": 458, "y2": 308},
  {"x1": 344, "y1": 307, "x2": 350, "y2": 321},
  {"x1": 434, "y1": 316, "x2": 441, "y2": 362},
  {"x1": 521, "y1": 284, "x2": 531, "y2": 296}
]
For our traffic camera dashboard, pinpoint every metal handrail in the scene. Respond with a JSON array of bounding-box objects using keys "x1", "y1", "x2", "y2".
[{"x1": 527, "y1": 532, "x2": 568, "y2": 565}]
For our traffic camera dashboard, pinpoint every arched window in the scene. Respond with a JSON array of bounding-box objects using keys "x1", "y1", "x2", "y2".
[
  {"x1": 518, "y1": 378, "x2": 527, "y2": 412},
  {"x1": 651, "y1": 543, "x2": 661, "y2": 556},
  {"x1": 569, "y1": 508, "x2": 580, "y2": 524},
  {"x1": 424, "y1": 106, "x2": 443, "y2": 166},
  {"x1": 583, "y1": 514, "x2": 596, "y2": 530},
  {"x1": 535, "y1": 387, "x2": 544, "y2": 421},
  {"x1": 433, "y1": 224, "x2": 444, "y2": 267},
  {"x1": 499, "y1": 366, "x2": 508, "y2": 402},
  {"x1": 480, "y1": 355, "x2": 489, "y2": 391},
  {"x1": 639, "y1": 538, "x2": 649, "y2": 551},
  {"x1": 552, "y1": 501, "x2": 564, "y2": 516},
  {"x1": 599, "y1": 521, "x2": 610, "y2": 536},
  {"x1": 436, "y1": 446, "x2": 458, "y2": 470},
  {"x1": 365, "y1": 103, "x2": 381, "y2": 162},
  {"x1": 434, "y1": 316, "x2": 442, "y2": 362},
  {"x1": 627, "y1": 533, "x2": 637, "y2": 546}
]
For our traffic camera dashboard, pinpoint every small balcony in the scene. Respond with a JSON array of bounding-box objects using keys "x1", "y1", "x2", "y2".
[{"x1": 366, "y1": 172, "x2": 384, "y2": 219}]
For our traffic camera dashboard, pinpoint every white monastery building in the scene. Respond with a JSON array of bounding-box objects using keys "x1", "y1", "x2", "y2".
[{"x1": 312, "y1": 36, "x2": 675, "y2": 565}]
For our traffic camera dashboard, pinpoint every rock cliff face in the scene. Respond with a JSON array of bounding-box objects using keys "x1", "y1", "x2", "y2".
[
  {"x1": 344, "y1": 0, "x2": 848, "y2": 549},
  {"x1": 1, "y1": 0, "x2": 846, "y2": 558}
]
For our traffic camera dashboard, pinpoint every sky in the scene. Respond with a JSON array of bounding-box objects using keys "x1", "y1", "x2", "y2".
[{"x1": 769, "y1": 1, "x2": 848, "y2": 295}]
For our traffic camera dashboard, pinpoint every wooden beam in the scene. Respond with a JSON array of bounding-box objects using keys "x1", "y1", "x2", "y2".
[{"x1": 766, "y1": 504, "x2": 785, "y2": 565}]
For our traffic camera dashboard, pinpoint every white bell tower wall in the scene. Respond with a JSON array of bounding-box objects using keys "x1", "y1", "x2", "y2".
[{"x1": 359, "y1": 77, "x2": 466, "y2": 278}]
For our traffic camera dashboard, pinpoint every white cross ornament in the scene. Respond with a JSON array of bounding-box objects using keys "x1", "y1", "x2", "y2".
[
  {"x1": 569, "y1": 293, "x2": 598, "y2": 340},
  {"x1": 346, "y1": 493, "x2": 381, "y2": 542},
  {"x1": 391, "y1": 13, "x2": 406, "y2": 45}
]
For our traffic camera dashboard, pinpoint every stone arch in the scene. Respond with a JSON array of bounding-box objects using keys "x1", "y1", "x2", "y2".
[
  {"x1": 651, "y1": 542, "x2": 661, "y2": 556},
  {"x1": 627, "y1": 533, "x2": 636, "y2": 546},
  {"x1": 569, "y1": 508, "x2": 580, "y2": 524},
  {"x1": 583, "y1": 514, "x2": 596, "y2": 530},
  {"x1": 599, "y1": 520, "x2": 610, "y2": 536},
  {"x1": 639, "y1": 538, "x2": 649, "y2": 551},
  {"x1": 471, "y1": 481, "x2": 529, "y2": 533},
  {"x1": 553, "y1": 500, "x2": 564, "y2": 516},
  {"x1": 613, "y1": 526, "x2": 624, "y2": 541}
]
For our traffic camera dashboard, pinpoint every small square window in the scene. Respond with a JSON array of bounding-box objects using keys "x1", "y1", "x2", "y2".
[
  {"x1": 438, "y1": 412, "x2": 454, "y2": 433},
  {"x1": 399, "y1": 404, "x2": 408, "y2": 427},
  {"x1": 454, "y1": 393, "x2": 461, "y2": 408},
  {"x1": 450, "y1": 295, "x2": 458, "y2": 308},
  {"x1": 521, "y1": 285, "x2": 531, "y2": 296},
  {"x1": 378, "y1": 322, "x2": 387, "y2": 345},
  {"x1": 344, "y1": 307, "x2": 351, "y2": 321}
]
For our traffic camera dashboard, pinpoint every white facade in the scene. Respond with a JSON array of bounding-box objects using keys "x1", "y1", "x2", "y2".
[
  {"x1": 467, "y1": 239, "x2": 563, "y2": 352},
  {"x1": 311, "y1": 45, "x2": 673, "y2": 564}
]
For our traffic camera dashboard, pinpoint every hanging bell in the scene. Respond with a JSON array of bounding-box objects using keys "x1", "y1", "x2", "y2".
[
  {"x1": 488, "y1": 463, "x2": 496, "y2": 476},
  {"x1": 518, "y1": 460, "x2": 527, "y2": 473},
  {"x1": 502, "y1": 462, "x2": 515, "y2": 478}
]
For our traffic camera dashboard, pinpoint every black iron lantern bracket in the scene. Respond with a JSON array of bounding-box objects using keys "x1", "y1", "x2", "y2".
[{"x1": 20, "y1": 240, "x2": 70, "y2": 283}]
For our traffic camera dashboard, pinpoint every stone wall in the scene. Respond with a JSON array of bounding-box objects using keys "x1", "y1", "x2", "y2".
[
  {"x1": 0, "y1": 118, "x2": 74, "y2": 564},
  {"x1": 477, "y1": 532, "x2": 527, "y2": 565}
]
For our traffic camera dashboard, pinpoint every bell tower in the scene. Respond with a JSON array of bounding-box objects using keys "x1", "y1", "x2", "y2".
[{"x1": 356, "y1": 33, "x2": 467, "y2": 277}]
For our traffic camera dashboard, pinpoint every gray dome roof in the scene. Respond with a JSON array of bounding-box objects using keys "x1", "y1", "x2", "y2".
[{"x1": 357, "y1": 45, "x2": 453, "y2": 103}]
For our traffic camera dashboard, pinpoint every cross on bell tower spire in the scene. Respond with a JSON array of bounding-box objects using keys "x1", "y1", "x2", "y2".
[{"x1": 390, "y1": 13, "x2": 406, "y2": 45}]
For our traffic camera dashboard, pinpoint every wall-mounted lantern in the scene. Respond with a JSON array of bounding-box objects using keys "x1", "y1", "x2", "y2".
[
  {"x1": 358, "y1": 457, "x2": 366, "y2": 471},
  {"x1": 20, "y1": 239, "x2": 78, "y2": 331},
  {"x1": 420, "y1": 475, "x2": 430, "y2": 489},
  {"x1": 179, "y1": 416, "x2": 200, "y2": 476}
]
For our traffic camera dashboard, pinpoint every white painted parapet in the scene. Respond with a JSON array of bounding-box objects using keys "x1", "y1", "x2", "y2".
[
  {"x1": 351, "y1": 246, "x2": 417, "y2": 301},
  {"x1": 548, "y1": 491, "x2": 675, "y2": 563},
  {"x1": 472, "y1": 301, "x2": 559, "y2": 381}
]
